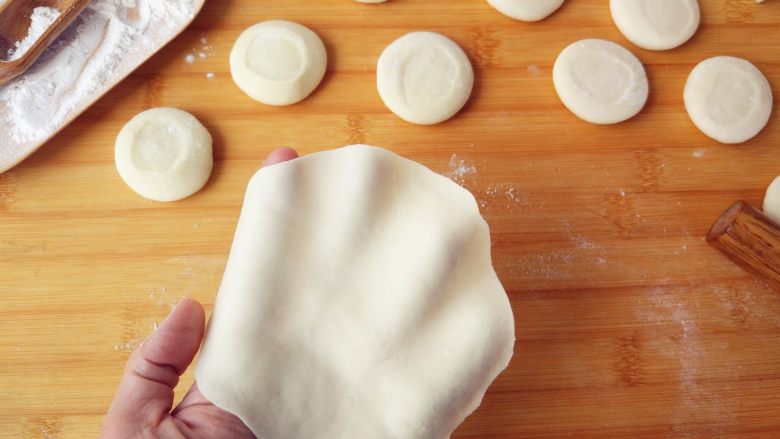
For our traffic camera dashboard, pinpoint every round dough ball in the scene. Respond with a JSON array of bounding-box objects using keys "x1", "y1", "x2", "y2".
[
  {"x1": 553, "y1": 39, "x2": 649, "y2": 124},
  {"x1": 230, "y1": 20, "x2": 327, "y2": 106},
  {"x1": 487, "y1": 0, "x2": 565, "y2": 22},
  {"x1": 610, "y1": 0, "x2": 700, "y2": 50},
  {"x1": 684, "y1": 56, "x2": 773, "y2": 144},
  {"x1": 377, "y1": 32, "x2": 474, "y2": 125},
  {"x1": 115, "y1": 108, "x2": 213, "y2": 202},
  {"x1": 764, "y1": 176, "x2": 780, "y2": 225}
]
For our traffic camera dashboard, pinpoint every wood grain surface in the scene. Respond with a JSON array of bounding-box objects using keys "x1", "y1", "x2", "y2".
[{"x1": 1, "y1": 0, "x2": 779, "y2": 437}]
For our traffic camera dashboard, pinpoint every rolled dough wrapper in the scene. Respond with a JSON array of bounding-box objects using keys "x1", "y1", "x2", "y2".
[{"x1": 196, "y1": 145, "x2": 515, "y2": 439}]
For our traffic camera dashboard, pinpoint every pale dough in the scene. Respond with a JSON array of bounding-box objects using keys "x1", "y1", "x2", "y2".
[
  {"x1": 487, "y1": 0, "x2": 565, "y2": 22},
  {"x1": 230, "y1": 20, "x2": 327, "y2": 106},
  {"x1": 684, "y1": 56, "x2": 773, "y2": 144},
  {"x1": 553, "y1": 39, "x2": 649, "y2": 124},
  {"x1": 196, "y1": 145, "x2": 515, "y2": 439},
  {"x1": 610, "y1": 0, "x2": 700, "y2": 51},
  {"x1": 377, "y1": 32, "x2": 474, "y2": 125},
  {"x1": 764, "y1": 176, "x2": 780, "y2": 224},
  {"x1": 115, "y1": 108, "x2": 212, "y2": 202}
]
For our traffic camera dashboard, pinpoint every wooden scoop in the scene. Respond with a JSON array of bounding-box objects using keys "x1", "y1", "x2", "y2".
[
  {"x1": 0, "y1": 0, "x2": 90, "y2": 86},
  {"x1": 708, "y1": 201, "x2": 780, "y2": 290}
]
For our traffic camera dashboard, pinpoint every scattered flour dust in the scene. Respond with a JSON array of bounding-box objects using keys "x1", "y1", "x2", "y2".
[
  {"x1": 444, "y1": 153, "x2": 529, "y2": 210},
  {"x1": 115, "y1": 254, "x2": 223, "y2": 352},
  {"x1": 113, "y1": 340, "x2": 139, "y2": 351},
  {"x1": 445, "y1": 153, "x2": 477, "y2": 186},
  {"x1": 633, "y1": 285, "x2": 739, "y2": 435},
  {"x1": 3, "y1": 6, "x2": 62, "y2": 61},
  {"x1": 115, "y1": 284, "x2": 179, "y2": 352},
  {"x1": 183, "y1": 32, "x2": 214, "y2": 72},
  {"x1": 0, "y1": 0, "x2": 198, "y2": 153}
]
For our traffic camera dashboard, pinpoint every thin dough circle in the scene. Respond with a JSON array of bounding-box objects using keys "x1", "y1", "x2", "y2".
[
  {"x1": 764, "y1": 176, "x2": 780, "y2": 225},
  {"x1": 487, "y1": 0, "x2": 565, "y2": 22},
  {"x1": 684, "y1": 56, "x2": 773, "y2": 144},
  {"x1": 115, "y1": 108, "x2": 213, "y2": 202},
  {"x1": 196, "y1": 145, "x2": 515, "y2": 439},
  {"x1": 377, "y1": 32, "x2": 474, "y2": 125},
  {"x1": 553, "y1": 39, "x2": 649, "y2": 124},
  {"x1": 230, "y1": 20, "x2": 327, "y2": 106},
  {"x1": 610, "y1": 0, "x2": 700, "y2": 51}
]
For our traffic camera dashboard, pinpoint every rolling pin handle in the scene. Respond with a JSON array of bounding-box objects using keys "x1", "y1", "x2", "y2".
[{"x1": 707, "y1": 201, "x2": 780, "y2": 290}]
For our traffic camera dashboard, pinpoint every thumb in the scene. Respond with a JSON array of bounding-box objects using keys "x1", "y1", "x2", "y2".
[{"x1": 103, "y1": 299, "x2": 205, "y2": 432}]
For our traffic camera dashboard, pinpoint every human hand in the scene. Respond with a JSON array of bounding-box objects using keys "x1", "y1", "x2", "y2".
[{"x1": 100, "y1": 147, "x2": 299, "y2": 439}]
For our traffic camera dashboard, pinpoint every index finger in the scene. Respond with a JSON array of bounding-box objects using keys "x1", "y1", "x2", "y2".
[{"x1": 263, "y1": 147, "x2": 299, "y2": 167}]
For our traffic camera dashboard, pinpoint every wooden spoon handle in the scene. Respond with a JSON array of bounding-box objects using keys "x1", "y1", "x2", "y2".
[{"x1": 707, "y1": 201, "x2": 780, "y2": 289}]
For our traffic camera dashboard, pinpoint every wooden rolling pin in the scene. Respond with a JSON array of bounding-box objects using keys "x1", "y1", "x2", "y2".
[{"x1": 707, "y1": 201, "x2": 780, "y2": 289}]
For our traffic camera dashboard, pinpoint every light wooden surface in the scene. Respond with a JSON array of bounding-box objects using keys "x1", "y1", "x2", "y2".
[{"x1": 1, "y1": 0, "x2": 779, "y2": 437}]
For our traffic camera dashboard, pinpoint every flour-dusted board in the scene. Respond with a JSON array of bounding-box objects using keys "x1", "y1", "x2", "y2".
[
  {"x1": 1, "y1": 0, "x2": 780, "y2": 438},
  {"x1": 0, "y1": 0, "x2": 206, "y2": 173}
]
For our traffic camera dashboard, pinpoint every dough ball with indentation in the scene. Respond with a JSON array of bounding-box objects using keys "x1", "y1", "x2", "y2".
[
  {"x1": 115, "y1": 108, "x2": 213, "y2": 202},
  {"x1": 764, "y1": 176, "x2": 780, "y2": 224},
  {"x1": 377, "y1": 32, "x2": 474, "y2": 125},
  {"x1": 230, "y1": 20, "x2": 327, "y2": 106},
  {"x1": 487, "y1": 0, "x2": 564, "y2": 22},
  {"x1": 684, "y1": 56, "x2": 773, "y2": 144},
  {"x1": 610, "y1": 0, "x2": 700, "y2": 51},
  {"x1": 553, "y1": 39, "x2": 649, "y2": 124}
]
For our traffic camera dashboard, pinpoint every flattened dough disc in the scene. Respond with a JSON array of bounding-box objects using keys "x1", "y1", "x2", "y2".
[
  {"x1": 196, "y1": 145, "x2": 515, "y2": 439},
  {"x1": 115, "y1": 107, "x2": 212, "y2": 202},
  {"x1": 764, "y1": 176, "x2": 780, "y2": 225},
  {"x1": 377, "y1": 32, "x2": 474, "y2": 125},
  {"x1": 487, "y1": 0, "x2": 565, "y2": 22},
  {"x1": 553, "y1": 39, "x2": 649, "y2": 124},
  {"x1": 684, "y1": 56, "x2": 773, "y2": 144},
  {"x1": 610, "y1": 0, "x2": 700, "y2": 50},
  {"x1": 230, "y1": 20, "x2": 327, "y2": 106}
]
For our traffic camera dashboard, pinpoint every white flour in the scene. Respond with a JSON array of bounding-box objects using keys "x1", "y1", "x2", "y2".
[
  {"x1": 445, "y1": 153, "x2": 477, "y2": 186},
  {"x1": 4, "y1": 7, "x2": 62, "y2": 62},
  {"x1": 0, "y1": 0, "x2": 196, "y2": 147}
]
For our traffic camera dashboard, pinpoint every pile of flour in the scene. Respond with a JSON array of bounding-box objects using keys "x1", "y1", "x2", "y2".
[
  {"x1": 4, "y1": 7, "x2": 62, "y2": 61},
  {"x1": 0, "y1": 0, "x2": 196, "y2": 149}
]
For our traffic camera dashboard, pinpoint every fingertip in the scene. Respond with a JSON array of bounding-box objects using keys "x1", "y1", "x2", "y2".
[
  {"x1": 161, "y1": 298, "x2": 205, "y2": 338},
  {"x1": 141, "y1": 298, "x2": 206, "y2": 375},
  {"x1": 263, "y1": 147, "x2": 299, "y2": 167},
  {"x1": 172, "y1": 298, "x2": 205, "y2": 322}
]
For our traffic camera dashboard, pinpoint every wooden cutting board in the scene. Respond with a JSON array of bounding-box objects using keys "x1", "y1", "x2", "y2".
[{"x1": 1, "y1": 0, "x2": 779, "y2": 437}]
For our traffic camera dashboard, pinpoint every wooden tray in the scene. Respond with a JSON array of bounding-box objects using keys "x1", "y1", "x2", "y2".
[{"x1": 0, "y1": 0, "x2": 207, "y2": 173}]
